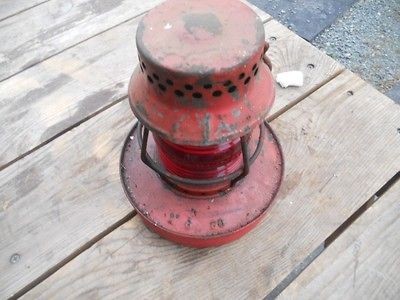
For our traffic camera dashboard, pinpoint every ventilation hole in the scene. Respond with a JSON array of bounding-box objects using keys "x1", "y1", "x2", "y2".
[
  {"x1": 228, "y1": 86, "x2": 237, "y2": 93},
  {"x1": 159, "y1": 84, "x2": 166, "y2": 91},
  {"x1": 252, "y1": 64, "x2": 257, "y2": 71},
  {"x1": 185, "y1": 84, "x2": 193, "y2": 90},
  {"x1": 223, "y1": 80, "x2": 232, "y2": 87},
  {"x1": 153, "y1": 73, "x2": 159, "y2": 81},
  {"x1": 175, "y1": 90, "x2": 184, "y2": 97},
  {"x1": 213, "y1": 90, "x2": 222, "y2": 97},
  {"x1": 142, "y1": 62, "x2": 146, "y2": 70},
  {"x1": 193, "y1": 92, "x2": 202, "y2": 98},
  {"x1": 166, "y1": 79, "x2": 173, "y2": 86},
  {"x1": 254, "y1": 68, "x2": 259, "y2": 76},
  {"x1": 203, "y1": 83, "x2": 212, "y2": 89},
  {"x1": 244, "y1": 77, "x2": 251, "y2": 85},
  {"x1": 140, "y1": 65, "x2": 144, "y2": 72},
  {"x1": 147, "y1": 75, "x2": 153, "y2": 83},
  {"x1": 239, "y1": 73, "x2": 245, "y2": 80}
]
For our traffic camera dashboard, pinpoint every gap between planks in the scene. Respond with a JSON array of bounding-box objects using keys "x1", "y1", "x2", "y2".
[
  {"x1": 0, "y1": 1, "x2": 271, "y2": 84},
  {"x1": 9, "y1": 211, "x2": 136, "y2": 300},
  {"x1": 266, "y1": 68, "x2": 343, "y2": 122},
  {"x1": 1, "y1": 5, "x2": 346, "y2": 297},
  {"x1": 0, "y1": 0, "x2": 50, "y2": 23},
  {"x1": 5, "y1": 30, "x2": 345, "y2": 300},
  {"x1": 265, "y1": 171, "x2": 400, "y2": 299},
  {"x1": 18, "y1": 70, "x2": 400, "y2": 299},
  {"x1": 0, "y1": 15, "x2": 274, "y2": 173},
  {"x1": 0, "y1": 8, "x2": 149, "y2": 84},
  {"x1": 0, "y1": 66, "x2": 342, "y2": 174},
  {"x1": 9, "y1": 68, "x2": 343, "y2": 299},
  {"x1": 4, "y1": 15, "x2": 284, "y2": 298},
  {"x1": 0, "y1": 94, "x2": 127, "y2": 172}
]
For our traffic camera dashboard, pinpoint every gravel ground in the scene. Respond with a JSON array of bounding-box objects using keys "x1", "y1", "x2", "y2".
[
  {"x1": 249, "y1": 0, "x2": 357, "y2": 41},
  {"x1": 313, "y1": 0, "x2": 400, "y2": 94}
]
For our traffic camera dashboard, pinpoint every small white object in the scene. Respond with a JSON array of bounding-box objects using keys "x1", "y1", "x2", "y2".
[
  {"x1": 276, "y1": 71, "x2": 304, "y2": 88},
  {"x1": 164, "y1": 23, "x2": 172, "y2": 30}
]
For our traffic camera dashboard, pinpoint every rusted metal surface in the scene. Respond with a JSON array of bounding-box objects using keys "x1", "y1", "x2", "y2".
[
  {"x1": 122, "y1": 0, "x2": 283, "y2": 247},
  {"x1": 138, "y1": 122, "x2": 264, "y2": 195},
  {"x1": 129, "y1": 0, "x2": 275, "y2": 146},
  {"x1": 120, "y1": 122, "x2": 284, "y2": 248}
]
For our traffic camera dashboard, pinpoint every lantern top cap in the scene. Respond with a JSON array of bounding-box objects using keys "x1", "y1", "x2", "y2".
[
  {"x1": 136, "y1": 0, "x2": 265, "y2": 75},
  {"x1": 130, "y1": 0, "x2": 275, "y2": 146}
]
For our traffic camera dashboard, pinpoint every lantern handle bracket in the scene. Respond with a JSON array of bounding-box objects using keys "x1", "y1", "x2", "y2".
[{"x1": 137, "y1": 122, "x2": 264, "y2": 187}]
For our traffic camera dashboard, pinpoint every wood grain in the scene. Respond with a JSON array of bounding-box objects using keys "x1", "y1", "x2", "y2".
[
  {"x1": 265, "y1": 20, "x2": 343, "y2": 118},
  {"x1": 0, "y1": 0, "x2": 48, "y2": 22},
  {"x1": 0, "y1": 101, "x2": 134, "y2": 299},
  {"x1": 0, "y1": 15, "x2": 142, "y2": 170},
  {"x1": 23, "y1": 71, "x2": 400, "y2": 299},
  {"x1": 279, "y1": 181, "x2": 400, "y2": 300},
  {"x1": 0, "y1": 0, "x2": 164, "y2": 82},
  {"x1": 0, "y1": 3, "x2": 271, "y2": 297},
  {"x1": 0, "y1": 19, "x2": 342, "y2": 170}
]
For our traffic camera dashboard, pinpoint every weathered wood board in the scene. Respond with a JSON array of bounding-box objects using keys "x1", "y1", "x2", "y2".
[
  {"x1": 0, "y1": 0, "x2": 164, "y2": 81},
  {"x1": 22, "y1": 71, "x2": 400, "y2": 299},
  {"x1": 0, "y1": 100, "x2": 134, "y2": 299},
  {"x1": 0, "y1": 19, "x2": 342, "y2": 170},
  {"x1": 279, "y1": 181, "x2": 400, "y2": 300},
  {"x1": 0, "y1": 0, "x2": 48, "y2": 21},
  {"x1": 0, "y1": 3, "x2": 271, "y2": 297},
  {"x1": 265, "y1": 21, "x2": 343, "y2": 119},
  {"x1": 0, "y1": 17, "x2": 343, "y2": 297}
]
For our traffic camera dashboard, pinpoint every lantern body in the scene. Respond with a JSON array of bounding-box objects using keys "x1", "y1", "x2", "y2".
[
  {"x1": 120, "y1": 123, "x2": 283, "y2": 248},
  {"x1": 120, "y1": 0, "x2": 284, "y2": 248}
]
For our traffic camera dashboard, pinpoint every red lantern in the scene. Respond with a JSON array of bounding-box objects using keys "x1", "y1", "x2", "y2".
[{"x1": 120, "y1": 0, "x2": 284, "y2": 248}]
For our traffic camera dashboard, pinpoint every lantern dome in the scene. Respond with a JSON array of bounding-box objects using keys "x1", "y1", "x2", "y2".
[{"x1": 129, "y1": 0, "x2": 275, "y2": 146}]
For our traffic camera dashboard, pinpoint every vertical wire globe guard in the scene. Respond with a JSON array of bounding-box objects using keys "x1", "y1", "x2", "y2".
[{"x1": 120, "y1": 0, "x2": 284, "y2": 247}]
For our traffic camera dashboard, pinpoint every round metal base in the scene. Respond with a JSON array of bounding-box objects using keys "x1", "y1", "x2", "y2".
[{"x1": 120, "y1": 122, "x2": 284, "y2": 248}]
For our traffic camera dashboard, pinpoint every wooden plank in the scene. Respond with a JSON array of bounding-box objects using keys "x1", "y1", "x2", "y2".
[
  {"x1": 0, "y1": 0, "x2": 164, "y2": 82},
  {"x1": 0, "y1": 19, "x2": 342, "y2": 170},
  {"x1": 0, "y1": 15, "x2": 142, "y2": 169},
  {"x1": 0, "y1": 4, "x2": 268, "y2": 298},
  {"x1": 22, "y1": 71, "x2": 400, "y2": 299},
  {"x1": 279, "y1": 181, "x2": 400, "y2": 300},
  {"x1": 0, "y1": 5, "x2": 273, "y2": 295},
  {"x1": 0, "y1": 101, "x2": 134, "y2": 299},
  {"x1": 265, "y1": 22, "x2": 343, "y2": 118},
  {"x1": 0, "y1": 0, "x2": 270, "y2": 82},
  {"x1": 0, "y1": 0, "x2": 48, "y2": 22}
]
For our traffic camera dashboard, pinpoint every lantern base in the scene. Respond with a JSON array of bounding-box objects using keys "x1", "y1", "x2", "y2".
[{"x1": 120, "y1": 122, "x2": 284, "y2": 248}]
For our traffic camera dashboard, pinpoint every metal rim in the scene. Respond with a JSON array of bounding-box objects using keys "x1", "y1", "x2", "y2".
[{"x1": 119, "y1": 121, "x2": 285, "y2": 244}]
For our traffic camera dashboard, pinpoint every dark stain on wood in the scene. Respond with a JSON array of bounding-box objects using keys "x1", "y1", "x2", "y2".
[
  {"x1": 7, "y1": 74, "x2": 72, "y2": 114},
  {"x1": 40, "y1": 88, "x2": 119, "y2": 142},
  {"x1": 1, "y1": 0, "x2": 125, "y2": 79},
  {"x1": 2, "y1": 164, "x2": 43, "y2": 200}
]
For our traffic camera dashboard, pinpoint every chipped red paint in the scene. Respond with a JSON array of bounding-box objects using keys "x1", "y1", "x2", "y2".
[
  {"x1": 122, "y1": 0, "x2": 283, "y2": 247},
  {"x1": 129, "y1": 0, "x2": 275, "y2": 146},
  {"x1": 120, "y1": 123, "x2": 283, "y2": 248}
]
